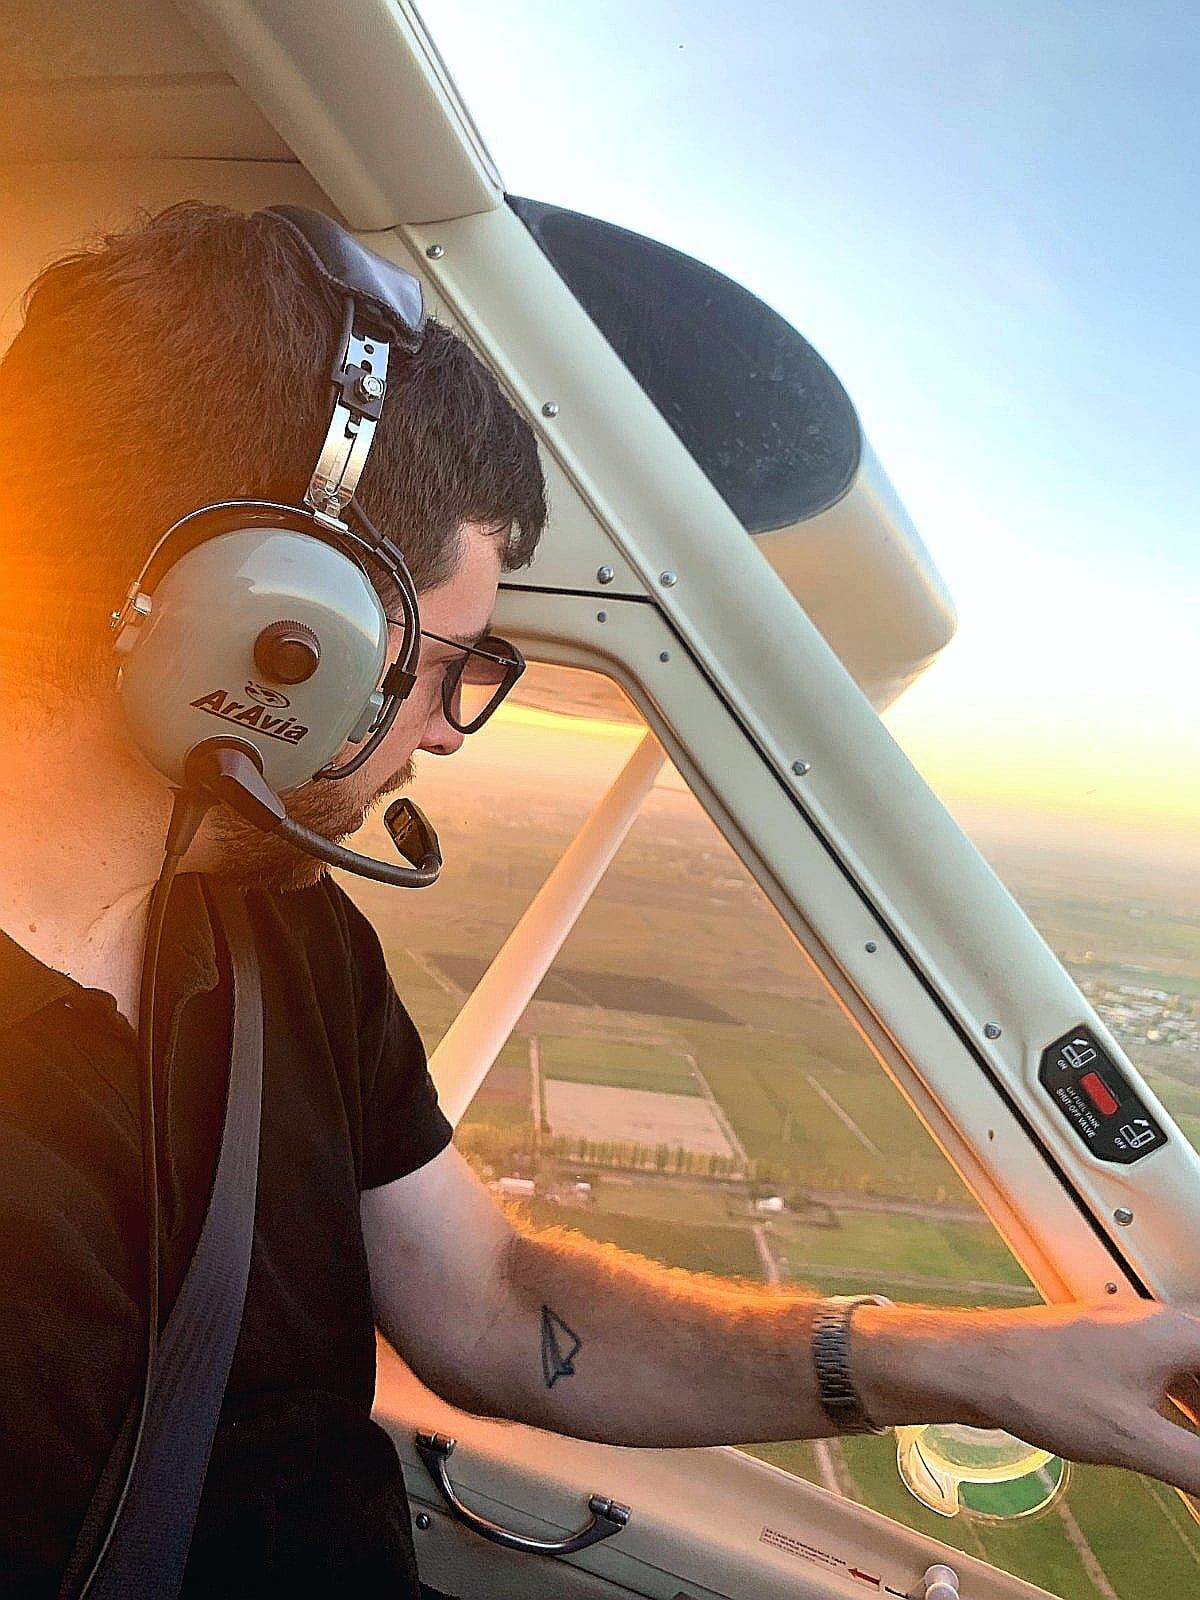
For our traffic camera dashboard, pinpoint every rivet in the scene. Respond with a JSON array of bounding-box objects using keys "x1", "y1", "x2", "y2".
[
  {"x1": 865, "y1": 941, "x2": 878, "y2": 953},
  {"x1": 415, "y1": 1512, "x2": 431, "y2": 1531},
  {"x1": 425, "y1": 243, "x2": 445, "y2": 259},
  {"x1": 1105, "y1": 1282, "x2": 1119, "y2": 1294},
  {"x1": 597, "y1": 565, "x2": 615, "y2": 584},
  {"x1": 597, "y1": 610, "x2": 607, "y2": 623},
  {"x1": 984, "y1": 1022, "x2": 1002, "y2": 1040},
  {"x1": 541, "y1": 401, "x2": 560, "y2": 417},
  {"x1": 791, "y1": 760, "x2": 811, "y2": 776},
  {"x1": 1114, "y1": 1207, "x2": 1134, "y2": 1226},
  {"x1": 659, "y1": 650, "x2": 670, "y2": 663},
  {"x1": 659, "y1": 571, "x2": 677, "y2": 587}
]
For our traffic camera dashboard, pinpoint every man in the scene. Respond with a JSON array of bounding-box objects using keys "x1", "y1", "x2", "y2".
[{"x1": 0, "y1": 204, "x2": 1197, "y2": 1597}]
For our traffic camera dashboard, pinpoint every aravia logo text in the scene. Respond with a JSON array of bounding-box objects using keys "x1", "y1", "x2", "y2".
[{"x1": 189, "y1": 688, "x2": 310, "y2": 743}]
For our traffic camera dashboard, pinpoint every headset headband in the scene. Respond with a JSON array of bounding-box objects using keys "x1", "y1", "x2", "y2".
[{"x1": 266, "y1": 206, "x2": 426, "y2": 528}]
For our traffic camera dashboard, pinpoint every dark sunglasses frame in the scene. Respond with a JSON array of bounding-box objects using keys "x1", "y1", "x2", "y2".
[{"x1": 389, "y1": 624, "x2": 527, "y2": 735}]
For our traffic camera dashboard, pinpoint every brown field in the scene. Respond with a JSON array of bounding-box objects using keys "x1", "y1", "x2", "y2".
[{"x1": 542, "y1": 1079, "x2": 737, "y2": 1156}]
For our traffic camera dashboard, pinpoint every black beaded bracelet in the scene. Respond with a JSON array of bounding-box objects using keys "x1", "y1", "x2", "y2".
[{"x1": 811, "y1": 1294, "x2": 891, "y2": 1435}]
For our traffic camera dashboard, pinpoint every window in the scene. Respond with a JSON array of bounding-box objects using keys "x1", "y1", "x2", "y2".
[{"x1": 348, "y1": 662, "x2": 1200, "y2": 1600}]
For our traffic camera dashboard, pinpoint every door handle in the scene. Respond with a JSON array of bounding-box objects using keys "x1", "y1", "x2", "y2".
[{"x1": 414, "y1": 1431, "x2": 631, "y2": 1556}]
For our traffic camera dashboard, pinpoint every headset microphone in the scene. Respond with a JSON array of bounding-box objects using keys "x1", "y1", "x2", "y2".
[{"x1": 186, "y1": 741, "x2": 442, "y2": 888}]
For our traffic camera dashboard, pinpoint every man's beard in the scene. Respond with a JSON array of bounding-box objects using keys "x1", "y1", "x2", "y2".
[{"x1": 204, "y1": 758, "x2": 416, "y2": 892}]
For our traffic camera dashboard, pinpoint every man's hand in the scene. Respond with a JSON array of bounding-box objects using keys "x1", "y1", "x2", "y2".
[
  {"x1": 363, "y1": 1147, "x2": 1200, "y2": 1498},
  {"x1": 856, "y1": 1299, "x2": 1200, "y2": 1493}
]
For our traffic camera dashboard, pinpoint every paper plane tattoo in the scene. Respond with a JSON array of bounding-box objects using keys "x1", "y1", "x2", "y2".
[{"x1": 541, "y1": 1305, "x2": 582, "y2": 1388}]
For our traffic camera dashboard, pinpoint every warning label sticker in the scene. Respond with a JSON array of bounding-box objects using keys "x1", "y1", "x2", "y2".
[
  {"x1": 760, "y1": 1526, "x2": 903, "y2": 1593},
  {"x1": 760, "y1": 1525, "x2": 845, "y2": 1570}
]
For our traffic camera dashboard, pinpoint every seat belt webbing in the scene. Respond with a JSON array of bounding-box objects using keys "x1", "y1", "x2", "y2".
[{"x1": 65, "y1": 884, "x2": 264, "y2": 1599}]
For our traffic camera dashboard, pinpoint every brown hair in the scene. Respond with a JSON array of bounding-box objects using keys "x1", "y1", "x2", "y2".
[{"x1": 0, "y1": 202, "x2": 546, "y2": 690}]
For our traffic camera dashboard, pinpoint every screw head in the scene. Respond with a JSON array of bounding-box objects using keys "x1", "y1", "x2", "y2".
[
  {"x1": 659, "y1": 650, "x2": 670, "y2": 663},
  {"x1": 425, "y1": 243, "x2": 445, "y2": 259},
  {"x1": 356, "y1": 373, "x2": 385, "y2": 402},
  {"x1": 415, "y1": 1512, "x2": 431, "y2": 1531},
  {"x1": 659, "y1": 571, "x2": 677, "y2": 587},
  {"x1": 984, "y1": 1022, "x2": 1002, "y2": 1040},
  {"x1": 791, "y1": 759, "x2": 811, "y2": 776},
  {"x1": 1114, "y1": 1207, "x2": 1134, "y2": 1226},
  {"x1": 1105, "y1": 1281, "x2": 1119, "y2": 1294},
  {"x1": 596, "y1": 610, "x2": 607, "y2": 622},
  {"x1": 541, "y1": 401, "x2": 560, "y2": 417},
  {"x1": 865, "y1": 941, "x2": 878, "y2": 953},
  {"x1": 596, "y1": 565, "x2": 615, "y2": 584}
]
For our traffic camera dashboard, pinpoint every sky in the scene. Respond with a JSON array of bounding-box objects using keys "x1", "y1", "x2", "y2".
[{"x1": 418, "y1": 0, "x2": 1198, "y2": 861}]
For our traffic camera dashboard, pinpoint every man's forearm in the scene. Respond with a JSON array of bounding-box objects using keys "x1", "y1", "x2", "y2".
[
  {"x1": 367, "y1": 1149, "x2": 1200, "y2": 1492},
  {"x1": 431, "y1": 1224, "x2": 977, "y2": 1447},
  {"x1": 417, "y1": 1221, "x2": 1200, "y2": 1504}
]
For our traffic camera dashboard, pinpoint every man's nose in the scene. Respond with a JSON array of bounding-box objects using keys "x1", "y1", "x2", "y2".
[{"x1": 419, "y1": 704, "x2": 466, "y2": 758}]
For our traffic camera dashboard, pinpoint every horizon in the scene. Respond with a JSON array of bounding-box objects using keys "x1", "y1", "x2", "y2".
[{"x1": 413, "y1": 694, "x2": 1200, "y2": 905}]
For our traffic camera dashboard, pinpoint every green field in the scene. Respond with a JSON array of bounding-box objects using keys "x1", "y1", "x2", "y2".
[
  {"x1": 539, "y1": 1035, "x2": 703, "y2": 1096},
  {"x1": 679, "y1": 1023, "x2": 974, "y2": 1203},
  {"x1": 1141, "y1": 1066, "x2": 1200, "y2": 1121},
  {"x1": 773, "y1": 1211, "x2": 1032, "y2": 1288},
  {"x1": 773, "y1": 1212, "x2": 1037, "y2": 1307},
  {"x1": 516, "y1": 1178, "x2": 1036, "y2": 1308},
  {"x1": 520, "y1": 1197, "x2": 763, "y2": 1278},
  {"x1": 552, "y1": 1181, "x2": 740, "y2": 1227}
]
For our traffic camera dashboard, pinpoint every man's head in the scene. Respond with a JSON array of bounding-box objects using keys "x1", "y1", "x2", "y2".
[{"x1": 0, "y1": 202, "x2": 547, "y2": 886}]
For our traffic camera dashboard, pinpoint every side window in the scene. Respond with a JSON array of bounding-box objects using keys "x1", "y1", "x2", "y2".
[{"x1": 353, "y1": 662, "x2": 1200, "y2": 1600}]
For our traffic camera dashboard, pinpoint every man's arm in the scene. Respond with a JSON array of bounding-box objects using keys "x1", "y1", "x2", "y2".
[{"x1": 362, "y1": 1144, "x2": 1200, "y2": 1492}]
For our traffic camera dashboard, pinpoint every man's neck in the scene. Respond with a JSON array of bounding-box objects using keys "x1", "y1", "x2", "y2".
[{"x1": 0, "y1": 697, "x2": 187, "y2": 1007}]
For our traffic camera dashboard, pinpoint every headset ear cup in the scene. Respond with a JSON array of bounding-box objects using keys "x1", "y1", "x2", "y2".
[{"x1": 116, "y1": 524, "x2": 388, "y2": 793}]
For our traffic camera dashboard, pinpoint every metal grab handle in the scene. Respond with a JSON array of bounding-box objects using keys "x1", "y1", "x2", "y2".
[{"x1": 414, "y1": 1432, "x2": 631, "y2": 1556}]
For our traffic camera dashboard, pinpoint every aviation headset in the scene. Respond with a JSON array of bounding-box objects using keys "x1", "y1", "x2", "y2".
[{"x1": 111, "y1": 204, "x2": 443, "y2": 887}]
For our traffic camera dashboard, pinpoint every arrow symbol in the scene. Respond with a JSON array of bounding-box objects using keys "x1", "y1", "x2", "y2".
[{"x1": 849, "y1": 1569, "x2": 881, "y2": 1587}]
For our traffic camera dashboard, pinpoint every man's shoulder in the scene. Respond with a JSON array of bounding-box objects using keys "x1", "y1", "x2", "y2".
[
  {"x1": 246, "y1": 875, "x2": 380, "y2": 953},
  {"x1": 243, "y1": 876, "x2": 394, "y2": 1017}
]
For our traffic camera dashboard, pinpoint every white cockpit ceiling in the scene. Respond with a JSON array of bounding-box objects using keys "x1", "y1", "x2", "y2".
[{"x1": 0, "y1": 0, "x2": 290, "y2": 161}]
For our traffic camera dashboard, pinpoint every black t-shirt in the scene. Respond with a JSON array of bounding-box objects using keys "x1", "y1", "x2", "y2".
[{"x1": 0, "y1": 873, "x2": 453, "y2": 1596}]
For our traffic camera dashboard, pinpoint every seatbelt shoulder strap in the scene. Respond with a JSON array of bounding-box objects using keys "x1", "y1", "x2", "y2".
[{"x1": 64, "y1": 883, "x2": 264, "y2": 1599}]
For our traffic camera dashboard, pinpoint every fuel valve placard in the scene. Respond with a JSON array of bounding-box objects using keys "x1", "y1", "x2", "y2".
[{"x1": 1039, "y1": 1025, "x2": 1167, "y2": 1164}]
